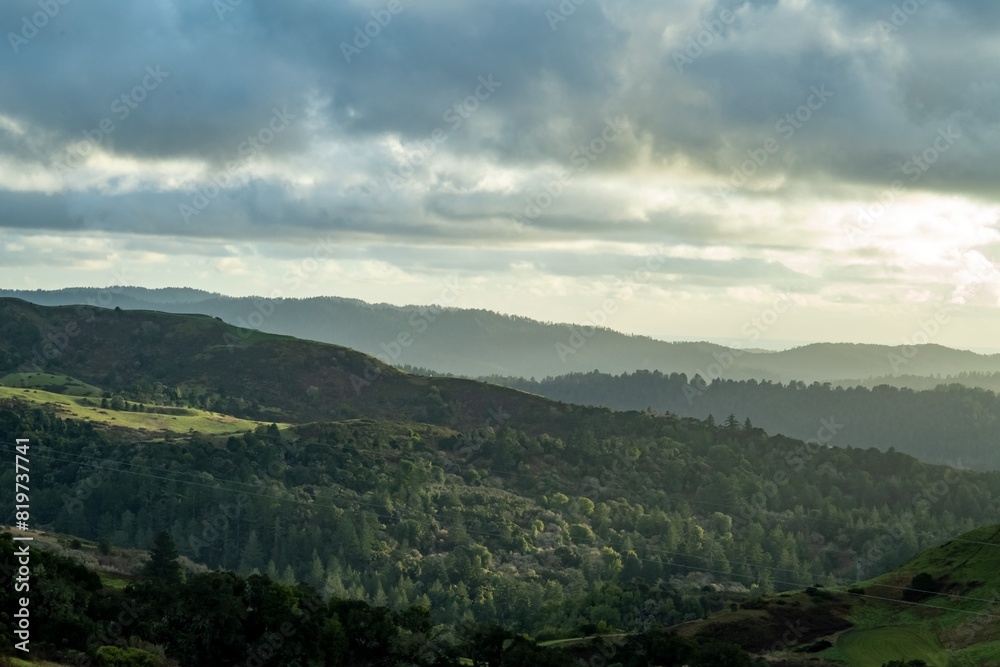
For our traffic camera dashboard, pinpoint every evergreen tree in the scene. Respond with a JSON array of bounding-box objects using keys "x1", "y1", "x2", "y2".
[
  {"x1": 309, "y1": 549, "x2": 325, "y2": 589},
  {"x1": 238, "y1": 530, "x2": 264, "y2": 575},
  {"x1": 143, "y1": 531, "x2": 182, "y2": 584}
]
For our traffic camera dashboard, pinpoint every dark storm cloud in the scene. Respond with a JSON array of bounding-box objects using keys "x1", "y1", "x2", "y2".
[
  {"x1": 0, "y1": 190, "x2": 81, "y2": 229},
  {"x1": 2, "y1": 0, "x2": 1000, "y2": 243},
  {"x1": 1, "y1": 0, "x2": 626, "y2": 166},
  {"x1": 641, "y1": 0, "x2": 1000, "y2": 195}
]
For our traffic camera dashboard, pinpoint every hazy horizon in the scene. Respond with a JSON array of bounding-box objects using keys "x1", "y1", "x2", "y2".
[{"x1": 7, "y1": 283, "x2": 1000, "y2": 357}]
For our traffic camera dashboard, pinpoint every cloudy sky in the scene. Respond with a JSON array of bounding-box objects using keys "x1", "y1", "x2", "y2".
[{"x1": 2, "y1": 0, "x2": 999, "y2": 350}]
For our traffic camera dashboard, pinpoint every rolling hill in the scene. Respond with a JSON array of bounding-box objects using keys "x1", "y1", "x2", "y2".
[
  {"x1": 5, "y1": 287, "x2": 1000, "y2": 383},
  {"x1": 672, "y1": 523, "x2": 1000, "y2": 665},
  {"x1": 3, "y1": 298, "x2": 1000, "y2": 665}
]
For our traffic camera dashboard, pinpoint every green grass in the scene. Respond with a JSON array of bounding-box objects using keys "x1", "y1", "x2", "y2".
[
  {"x1": 11, "y1": 656, "x2": 72, "y2": 666},
  {"x1": 864, "y1": 526, "x2": 1000, "y2": 593},
  {"x1": 537, "y1": 633, "x2": 631, "y2": 648},
  {"x1": 953, "y1": 638, "x2": 1000, "y2": 665},
  {"x1": 1, "y1": 372, "x2": 103, "y2": 396},
  {"x1": 0, "y1": 386, "x2": 283, "y2": 435},
  {"x1": 832, "y1": 626, "x2": 949, "y2": 666},
  {"x1": 100, "y1": 576, "x2": 129, "y2": 590}
]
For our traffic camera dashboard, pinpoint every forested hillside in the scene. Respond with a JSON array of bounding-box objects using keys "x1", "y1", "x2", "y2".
[
  {"x1": 836, "y1": 371, "x2": 1000, "y2": 393},
  {"x1": 485, "y1": 371, "x2": 1000, "y2": 471},
  {"x1": 2, "y1": 300, "x2": 1000, "y2": 656}
]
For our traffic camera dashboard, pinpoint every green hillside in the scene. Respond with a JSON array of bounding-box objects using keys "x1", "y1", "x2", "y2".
[
  {"x1": 675, "y1": 523, "x2": 1000, "y2": 665},
  {"x1": 0, "y1": 384, "x2": 277, "y2": 435},
  {"x1": 1, "y1": 371, "x2": 103, "y2": 396},
  {"x1": 3, "y1": 299, "x2": 1000, "y2": 665}
]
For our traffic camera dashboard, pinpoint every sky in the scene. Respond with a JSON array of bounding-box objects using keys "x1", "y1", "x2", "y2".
[{"x1": 2, "y1": 0, "x2": 1000, "y2": 350}]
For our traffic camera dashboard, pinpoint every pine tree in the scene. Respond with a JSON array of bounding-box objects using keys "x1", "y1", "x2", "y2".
[
  {"x1": 238, "y1": 530, "x2": 264, "y2": 575},
  {"x1": 323, "y1": 572, "x2": 347, "y2": 600},
  {"x1": 143, "y1": 531, "x2": 182, "y2": 584},
  {"x1": 373, "y1": 581, "x2": 388, "y2": 607},
  {"x1": 309, "y1": 550, "x2": 325, "y2": 589}
]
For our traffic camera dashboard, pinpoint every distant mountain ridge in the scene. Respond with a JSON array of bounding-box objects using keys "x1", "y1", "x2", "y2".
[{"x1": 4, "y1": 286, "x2": 1000, "y2": 382}]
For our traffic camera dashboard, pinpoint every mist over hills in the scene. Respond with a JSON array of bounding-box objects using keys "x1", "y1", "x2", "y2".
[{"x1": 5, "y1": 286, "x2": 1000, "y2": 383}]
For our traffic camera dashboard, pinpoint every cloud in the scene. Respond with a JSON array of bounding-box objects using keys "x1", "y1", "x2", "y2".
[{"x1": 2, "y1": 0, "x2": 999, "y2": 348}]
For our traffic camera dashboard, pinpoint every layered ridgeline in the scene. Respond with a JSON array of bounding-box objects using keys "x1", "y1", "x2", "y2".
[
  {"x1": 481, "y1": 371, "x2": 1000, "y2": 471},
  {"x1": 6, "y1": 286, "x2": 1000, "y2": 382},
  {"x1": 2, "y1": 298, "x2": 1000, "y2": 662}
]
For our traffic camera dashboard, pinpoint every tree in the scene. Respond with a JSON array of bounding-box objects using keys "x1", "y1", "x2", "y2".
[
  {"x1": 238, "y1": 530, "x2": 263, "y2": 575},
  {"x1": 320, "y1": 616, "x2": 348, "y2": 666},
  {"x1": 904, "y1": 572, "x2": 938, "y2": 601},
  {"x1": 309, "y1": 549, "x2": 325, "y2": 588},
  {"x1": 462, "y1": 623, "x2": 514, "y2": 667},
  {"x1": 568, "y1": 523, "x2": 595, "y2": 545},
  {"x1": 143, "y1": 531, "x2": 182, "y2": 584}
]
